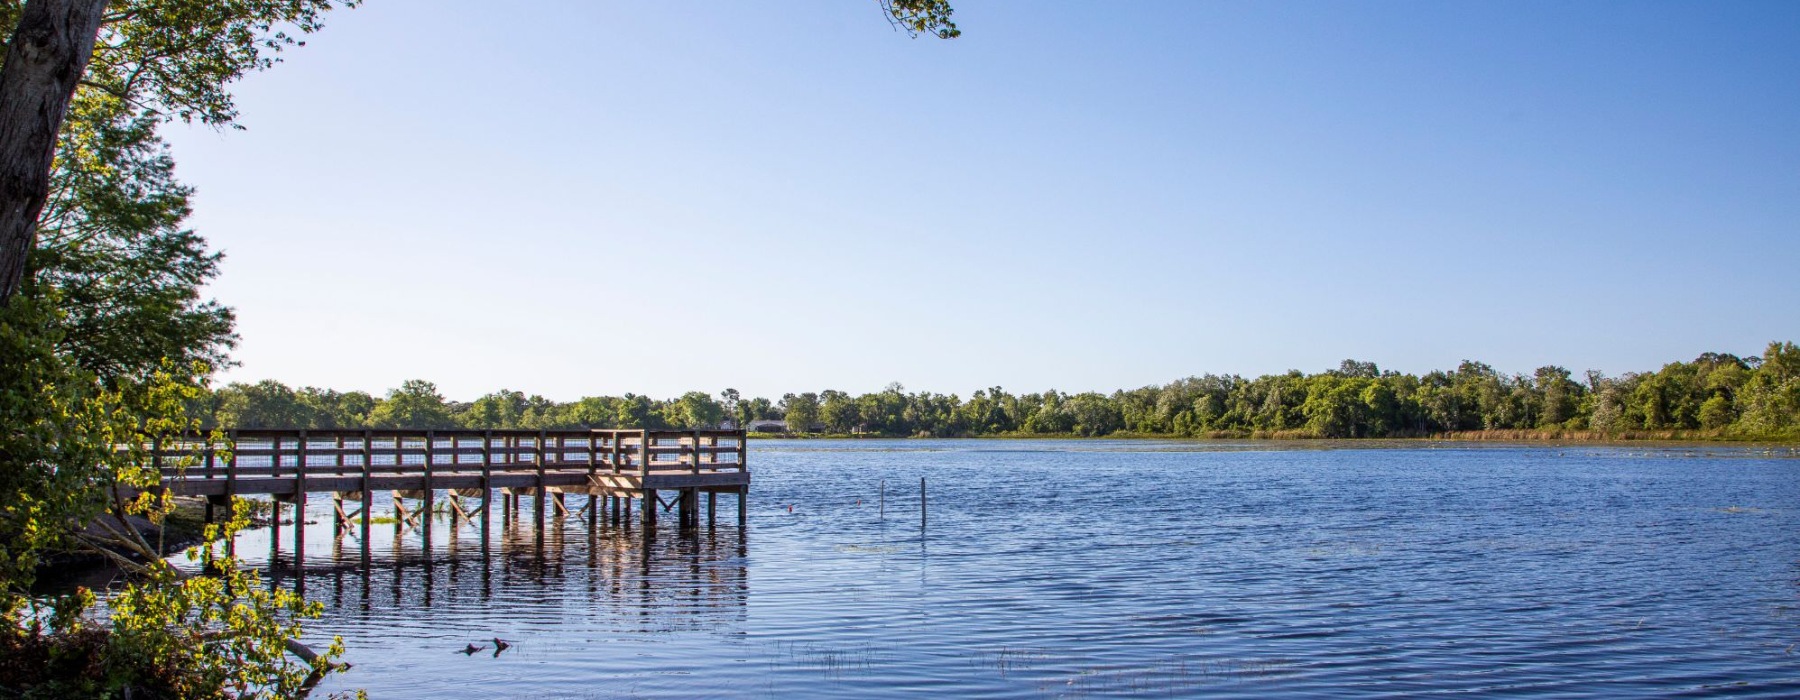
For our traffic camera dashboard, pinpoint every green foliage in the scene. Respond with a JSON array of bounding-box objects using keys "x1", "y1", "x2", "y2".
[
  {"x1": 81, "y1": 0, "x2": 360, "y2": 128},
  {"x1": 0, "y1": 299, "x2": 348, "y2": 698},
  {"x1": 782, "y1": 392, "x2": 821, "y2": 433},
  {"x1": 2, "y1": 2, "x2": 361, "y2": 696},
  {"x1": 880, "y1": 0, "x2": 960, "y2": 39},
  {"x1": 3, "y1": 497, "x2": 349, "y2": 699},
  {"x1": 665, "y1": 391, "x2": 726, "y2": 430},
  {"x1": 198, "y1": 344, "x2": 1800, "y2": 441},
  {"x1": 0, "y1": 297, "x2": 140, "y2": 603},
  {"x1": 366, "y1": 379, "x2": 456, "y2": 429},
  {"x1": 29, "y1": 91, "x2": 236, "y2": 387}
]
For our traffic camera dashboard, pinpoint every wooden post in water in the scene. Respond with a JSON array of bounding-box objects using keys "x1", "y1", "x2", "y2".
[
  {"x1": 480, "y1": 430, "x2": 493, "y2": 555},
  {"x1": 330, "y1": 434, "x2": 343, "y2": 531},
  {"x1": 920, "y1": 476, "x2": 927, "y2": 531},
  {"x1": 505, "y1": 435, "x2": 517, "y2": 521},
  {"x1": 269, "y1": 435, "x2": 283, "y2": 571},
  {"x1": 423, "y1": 430, "x2": 435, "y2": 551},
  {"x1": 392, "y1": 436, "x2": 405, "y2": 538},
  {"x1": 534, "y1": 430, "x2": 547, "y2": 549},
  {"x1": 360, "y1": 430, "x2": 372, "y2": 568},
  {"x1": 586, "y1": 433, "x2": 599, "y2": 530},
  {"x1": 708, "y1": 491, "x2": 717, "y2": 529},
  {"x1": 225, "y1": 429, "x2": 238, "y2": 557},
  {"x1": 294, "y1": 430, "x2": 307, "y2": 579},
  {"x1": 639, "y1": 431, "x2": 654, "y2": 533},
  {"x1": 879, "y1": 479, "x2": 885, "y2": 521}
]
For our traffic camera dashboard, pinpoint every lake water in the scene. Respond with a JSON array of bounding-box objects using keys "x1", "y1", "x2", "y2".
[{"x1": 217, "y1": 439, "x2": 1800, "y2": 698}]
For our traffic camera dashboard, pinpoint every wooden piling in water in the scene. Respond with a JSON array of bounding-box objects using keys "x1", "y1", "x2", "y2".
[
  {"x1": 360, "y1": 429, "x2": 372, "y2": 568},
  {"x1": 481, "y1": 431, "x2": 493, "y2": 554},
  {"x1": 270, "y1": 435, "x2": 283, "y2": 569},
  {"x1": 534, "y1": 431, "x2": 547, "y2": 548},
  {"x1": 294, "y1": 431, "x2": 307, "y2": 579},
  {"x1": 423, "y1": 431, "x2": 436, "y2": 547}
]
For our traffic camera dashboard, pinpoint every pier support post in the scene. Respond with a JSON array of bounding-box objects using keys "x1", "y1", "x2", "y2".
[
  {"x1": 641, "y1": 489, "x2": 656, "y2": 529},
  {"x1": 708, "y1": 492, "x2": 716, "y2": 529},
  {"x1": 481, "y1": 431, "x2": 493, "y2": 556},
  {"x1": 270, "y1": 498, "x2": 282, "y2": 568},
  {"x1": 737, "y1": 487, "x2": 747, "y2": 528},
  {"x1": 534, "y1": 492, "x2": 545, "y2": 549},
  {"x1": 534, "y1": 431, "x2": 547, "y2": 549},
  {"x1": 294, "y1": 431, "x2": 307, "y2": 582},
  {"x1": 423, "y1": 431, "x2": 435, "y2": 552}
]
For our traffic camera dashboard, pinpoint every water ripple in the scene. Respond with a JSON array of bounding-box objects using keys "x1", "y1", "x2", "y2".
[{"x1": 170, "y1": 440, "x2": 1800, "y2": 698}]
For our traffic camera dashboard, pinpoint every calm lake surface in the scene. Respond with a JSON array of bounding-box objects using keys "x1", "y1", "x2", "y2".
[{"x1": 214, "y1": 440, "x2": 1800, "y2": 698}]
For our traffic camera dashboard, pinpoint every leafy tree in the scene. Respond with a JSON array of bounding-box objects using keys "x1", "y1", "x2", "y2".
[
  {"x1": 30, "y1": 93, "x2": 235, "y2": 383},
  {"x1": 819, "y1": 390, "x2": 858, "y2": 433},
  {"x1": 719, "y1": 388, "x2": 745, "y2": 428},
  {"x1": 1535, "y1": 366, "x2": 1581, "y2": 428},
  {"x1": 1739, "y1": 341, "x2": 1800, "y2": 435},
  {"x1": 213, "y1": 379, "x2": 311, "y2": 428},
  {"x1": 462, "y1": 389, "x2": 528, "y2": 429},
  {"x1": 1, "y1": 0, "x2": 356, "y2": 304},
  {"x1": 1066, "y1": 392, "x2": 1122, "y2": 437},
  {"x1": 296, "y1": 385, "x2": 373, "y2": 428},
  {"x1": 1335, "y1": 359, "x2": 1380, "y2": 379},
  {"x1": 782, "y1": 392, "x2": 821, "y2": 433},
  {"x1": 366, "y1": 379, "x2": 455, "y2": 429},
  {"x1": 666, "y1": 390, "x2": 725, "y2": 429},
  {"x1": 613, "y1": 393, "x2": 658, "y2": 429}
]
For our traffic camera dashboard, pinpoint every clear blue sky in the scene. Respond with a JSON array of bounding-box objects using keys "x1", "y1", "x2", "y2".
[{"x1": 163, "y1": 0, "x2": 1800, "y2": 401}]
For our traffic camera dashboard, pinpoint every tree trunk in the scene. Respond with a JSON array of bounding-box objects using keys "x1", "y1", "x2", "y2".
[{"x1": 0, "y1": 0, "x2": 109, "y2": 306}]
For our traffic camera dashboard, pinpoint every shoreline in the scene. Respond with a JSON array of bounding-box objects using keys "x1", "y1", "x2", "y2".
[
  {"x1": 746, "y1": 431, "x2": 1799, "y2": 447},
  {"x1": 31, "y1": 497, "x2": 247, "y2": 594}
]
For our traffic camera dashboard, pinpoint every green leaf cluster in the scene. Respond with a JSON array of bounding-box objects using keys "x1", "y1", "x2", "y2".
[
  {"x1": 2, "y1": 1, "x2": 357, "y2": 696},
  {"x1": 207, "y1": 343, "x2": 1800, "y2": 442},
  {"x1": 881, "y1": 0, "x2": 960, "y2": 39}
]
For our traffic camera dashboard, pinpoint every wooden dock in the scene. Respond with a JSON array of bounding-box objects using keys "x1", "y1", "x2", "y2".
[{"x1": 144, "y1": 428, "x2": 749, "y2": 572}]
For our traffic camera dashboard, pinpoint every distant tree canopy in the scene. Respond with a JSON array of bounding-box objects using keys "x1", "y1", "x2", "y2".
[{"x1": 203, "y1": 342, "x2": 1800, "y2": 440}]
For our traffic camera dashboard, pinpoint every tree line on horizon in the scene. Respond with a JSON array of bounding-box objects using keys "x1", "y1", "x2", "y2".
[{"x1": 204, "y1": 342, "x2": 1800, "y2": 440}]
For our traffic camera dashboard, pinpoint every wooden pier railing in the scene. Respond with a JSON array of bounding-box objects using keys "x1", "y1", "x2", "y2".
[{"x1": 143, "y1": 428, "x2": 749, "y2": 539}]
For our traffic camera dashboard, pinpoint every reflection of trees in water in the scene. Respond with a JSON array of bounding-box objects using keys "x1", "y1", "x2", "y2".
[{"x1": 280, "y1": 511, "x2": 748, "y2": 632}]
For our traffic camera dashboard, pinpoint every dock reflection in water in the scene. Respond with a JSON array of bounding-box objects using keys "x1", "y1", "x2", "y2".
[{"x1": 216, "y1": 493, "x2": 751, "y2": 695}]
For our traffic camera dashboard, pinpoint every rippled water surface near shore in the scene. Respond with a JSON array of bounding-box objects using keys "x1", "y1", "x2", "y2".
[{"x1": 225, "y1": 440, "x2": 1800, "y2": 698}]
